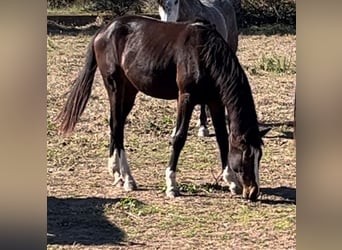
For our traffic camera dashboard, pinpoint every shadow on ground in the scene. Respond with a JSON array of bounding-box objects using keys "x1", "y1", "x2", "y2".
[
  {"x1": 47, "y1": 196, "x2": 126, "y2": 246},
  {"x1": 240, "y1": 24, "x2": 296, "y2": 36},
  {"x1": 47, "y1": 20, "x2": 100, "y2": 36},
  {"x1": 260, "y1": 186, "x2": 296, "y2": 205},
  {"x1": 259, "y1": 120, "x2": 294, "y2": 139}
]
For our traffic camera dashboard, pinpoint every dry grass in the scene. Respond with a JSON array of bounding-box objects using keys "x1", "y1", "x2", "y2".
[{"x1": 47, "y1": 26, "x2": 296, "y2": 249}]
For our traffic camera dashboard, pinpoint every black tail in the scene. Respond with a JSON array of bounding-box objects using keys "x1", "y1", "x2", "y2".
[{"x1": 57, "y1": 35, "x2": 98, "y2": 136}]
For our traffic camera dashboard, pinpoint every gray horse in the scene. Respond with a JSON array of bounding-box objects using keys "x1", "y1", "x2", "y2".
[
  {"x1": 158, "y1": 0, "x2": 238, "y2": 52},
  {"x1": 157, "y1": 0, "x2": 241, "y2": 195}
]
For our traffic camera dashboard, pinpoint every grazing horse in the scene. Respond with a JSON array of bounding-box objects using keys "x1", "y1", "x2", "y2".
[
  {"x1": 57, "y1": 15, "x2": 270, "y2": 202},
  {"x1": 157, "y1": 0, "x2": 239, "y2": 139}
]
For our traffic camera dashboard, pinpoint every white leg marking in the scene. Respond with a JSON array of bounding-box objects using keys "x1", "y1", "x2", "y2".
[
  {"x1": 165, "y1": 167, "x2": 178, "y2": 197},
  {"x1": 108, "y1": 149, "x2": 123, "y2": 187},
  {"x1": 171, "y1": 127, "x2": 177, "y2": 137},
  {"x1": 118, "y1": 149, "x2": 137, "y2": 191},
  {"x1": 108, "y1": 149, "x2": 119, "y2": 175},
  {"x1": 198, "y1": 125, "x2": 210, "y2": 137}
]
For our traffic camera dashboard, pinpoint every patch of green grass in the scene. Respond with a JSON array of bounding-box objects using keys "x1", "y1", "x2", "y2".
[
  {"x1": 162, "y1": 115, "x2": 174, "y2": 125},
  {"x1": 232, "y1": 206, "x2": 253, "y2": 224},
  {"x1": 115, "y1": 197, "x2": 159, "y2": 216},
  {"x1": 47, "y1": 148, "x2": 57, "y2": 160},
  {"x1": 232, "y1": 206, "x2": 268, "y2": 225},
  {"x1": 258, "y1": 53, "x2": 295, "y2": 74},
  {"x1": 184, "y1": 227, "x2": 198, "y2": 237},
  {"x1": 47, "y1": 119, "x2": 57, "y2": 133},
  {"x1": 158, "y1": 182, "x2": 224, "y2": 194},
  {"x1": 274, "y1": 217, "x2": 294, "y2": 231},
  {"x1": 178, "y1": 183, "x2": 200, "y2": 194}
]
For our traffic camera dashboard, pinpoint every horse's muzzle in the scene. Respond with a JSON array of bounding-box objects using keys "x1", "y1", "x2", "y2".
[{"x1": 242, "y1": 185, "x2": 259, "y2": 202}]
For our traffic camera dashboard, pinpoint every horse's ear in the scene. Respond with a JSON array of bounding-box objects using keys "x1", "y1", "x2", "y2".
[{"x1": 259, "y1": 127, "x2": 271, "y2": 138}]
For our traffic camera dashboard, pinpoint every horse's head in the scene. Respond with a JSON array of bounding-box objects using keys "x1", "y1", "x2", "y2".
[
  {"x1": 158, "y1": 0, "x2": 180, "y2": 22},
  {"x1": 228, "y1": 127, "x2": 271, "y2": 201}
]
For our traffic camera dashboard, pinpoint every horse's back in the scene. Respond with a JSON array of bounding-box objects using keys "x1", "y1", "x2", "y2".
[
  {"x1": 94, "y1": 15, "x2": 194, "y2": 99},
  {"x1": 94, "y1": 15, "x2": 224, "y2": 101}
]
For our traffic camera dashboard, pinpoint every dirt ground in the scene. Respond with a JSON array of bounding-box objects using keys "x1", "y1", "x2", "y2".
[{"x1": 47, "y1": 22, "x2": 296, "y2": 249}]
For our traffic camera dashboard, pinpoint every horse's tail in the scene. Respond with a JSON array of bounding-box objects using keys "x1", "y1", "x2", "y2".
[{"x1": 57, "y1": 35, "x2": 98, "y2": 136}]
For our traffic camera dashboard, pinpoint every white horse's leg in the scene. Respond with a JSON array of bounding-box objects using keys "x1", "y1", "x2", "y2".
[
  {"x1": 118, "y1": 149, "x2": 137, "y2": 191},
  {"x1": 165, "y1": 167, "x2": 179, "y2": 198},
  {"x1": 107, "y1": 149, "x2": 123, "y2": 187},
  {"x1": 171, "y1": 127, "x2": 177, "y2": 137},
  {"x1": 108, "y1": 149, "x2": 137, "y2": 191},
  {"x1": 198, "y1": 125, "x2": 210, "y2": 137}
]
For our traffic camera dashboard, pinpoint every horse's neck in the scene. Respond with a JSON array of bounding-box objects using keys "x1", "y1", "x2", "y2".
[
  {"x1": 227, "y1": 109, "x2": 258, "y2": 147},
  {"x1": 224, "y1": 78, "x2": 259, "y2": 143},
  {"x1": 179, "y1": 0, "x2": 204, "y2": 19}
]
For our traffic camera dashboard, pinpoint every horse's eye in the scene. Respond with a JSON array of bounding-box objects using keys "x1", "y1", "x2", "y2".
[{"x1": 175, "y1": 0, "x2": 178, "y2": 4}]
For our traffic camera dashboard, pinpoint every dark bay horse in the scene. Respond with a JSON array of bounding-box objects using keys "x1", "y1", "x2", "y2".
[
  {"x1": 157, "y1": 0, "x2": 239, "y2": 138},
  {"x1": 57, "y1": 15, "x2": 270, "y2": 201}
]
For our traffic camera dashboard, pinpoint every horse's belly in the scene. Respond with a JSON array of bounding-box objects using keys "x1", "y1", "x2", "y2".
[
  {"x1": 142, "y1": 87, "x2": 178, "y2": 100},
  {"x1": 126, "y1": 72, "x2": 179, "y2": 100}
]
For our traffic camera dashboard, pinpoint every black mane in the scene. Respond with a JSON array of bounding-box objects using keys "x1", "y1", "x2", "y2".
[{"x1": 198, "y1": 26, "x2": 262, "y2": 148}]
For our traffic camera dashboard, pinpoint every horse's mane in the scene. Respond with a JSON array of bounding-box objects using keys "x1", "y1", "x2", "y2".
[{"x1": 198, "y1": 27, "x2": 263, "y2": 148}]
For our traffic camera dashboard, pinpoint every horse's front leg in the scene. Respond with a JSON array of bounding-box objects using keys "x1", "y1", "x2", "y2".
[{"x1": 165, "y1": 92, "x2": 194, "y2": 198}]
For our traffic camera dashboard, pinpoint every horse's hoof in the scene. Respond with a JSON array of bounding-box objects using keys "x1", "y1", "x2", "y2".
[
  {"x1": 166, "y1": 188, "x2": 180, "y2": 198},
  {"x1": 114, "y1": 178, "x2": 124, "y2": 188},
  {"x1": 198, "y1": 126, "x2": 210, "y2": 137},
  {"x1": 124, "y1": 179, "x2": 137, "y2": 191}
]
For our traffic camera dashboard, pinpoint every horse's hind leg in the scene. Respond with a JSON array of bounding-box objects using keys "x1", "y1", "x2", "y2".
[
  {"x1": 208, "y1": 102, "x2": 241, "y2": 195},
  {"x1": 105, "y1": 75, "x2": 138, "y2": 191},
  {"x1": 166, "y1": 93, "x2": 195, "y2": 198},
  {"x1": 171, "y1": 104, "x2": 209, "y2": 138},
  {"x1": 197, "y1": 104, "x2": 210, "y2": 137}
]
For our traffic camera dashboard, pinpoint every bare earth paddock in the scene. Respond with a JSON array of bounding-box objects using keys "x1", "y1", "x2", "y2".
[{"x1": 47, "y1": 24, "x2": 296, "y2": 249}]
